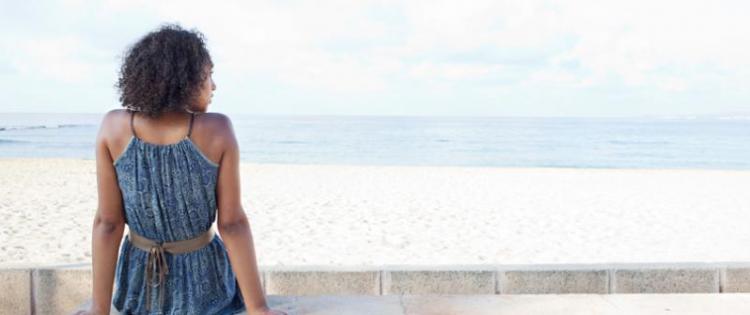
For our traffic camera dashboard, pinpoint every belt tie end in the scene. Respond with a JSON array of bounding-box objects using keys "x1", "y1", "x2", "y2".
[{"x1": 144, "y1": 245, "x2": 169, "y2": 312}]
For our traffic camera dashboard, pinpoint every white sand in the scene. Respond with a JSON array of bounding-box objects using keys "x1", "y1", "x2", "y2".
[{"x1": 1, "y1": 158, "x2": 749, "y2": 268}]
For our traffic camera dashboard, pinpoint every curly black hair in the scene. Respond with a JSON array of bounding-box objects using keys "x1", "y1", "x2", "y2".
[{"x1": 116, "y1": 23, "x2": 213, "y2": 117}]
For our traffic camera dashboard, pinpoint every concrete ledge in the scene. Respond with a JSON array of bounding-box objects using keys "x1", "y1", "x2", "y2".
[
  {"x1": 33, "y1": 267, "x2": 92, "y2": 315},
  {"x1": 68, "y1": 294, "x2": 750, "y2": 315},
  {"x1": 498, "y1": 269, "x2": 608, "y2": 294},
  {"x1": 265, "y1": 270, "x2": 380, "y2": 295},
  {"x1": 723, "y1": 267, "x2": 750, "y2": 293},
  {"x1": 613, "y1": 268, "x2": 719, "y2": 293},
  {"x1": 286, "y1": 295, "x2": 404, "y2": 314},
  {"x1": 4, "y1": 262, "x2": 750, "y2": 314},
  {"x1": 383, "y1": 270, "x2": 495, "y2": 294},
  {"x1": 0, "y1": 268, "x2": 31, "y2": 315},
  {"x1": 399, "y1": 294, "x2": 750, "y2": 315}
]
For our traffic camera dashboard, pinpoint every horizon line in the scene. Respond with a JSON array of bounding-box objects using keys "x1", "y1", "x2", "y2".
[{"x1": 1, "y1": 111, "x2": 749, "y2": 120}]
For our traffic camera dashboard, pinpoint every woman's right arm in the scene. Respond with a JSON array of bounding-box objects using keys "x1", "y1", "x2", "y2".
[
  {"x1": 213, "y1": 114, "x2": 283, "y2": 315},
  {"x1": 89, "y1": 111, "x2": 127, "y2": 315}
]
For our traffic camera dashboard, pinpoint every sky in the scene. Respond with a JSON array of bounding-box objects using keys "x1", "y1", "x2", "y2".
[{"x1": 1, "y1": 0, "x2": 749, "y2": 117}]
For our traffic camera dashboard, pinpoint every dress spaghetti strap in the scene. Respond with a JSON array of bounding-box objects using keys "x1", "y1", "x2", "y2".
[
  {"x1": 129, "y1": 109, "x2": 138, "y2": 140},
  {"x1": 186, "y1": 112, "x2": 195, "y2": 139}
]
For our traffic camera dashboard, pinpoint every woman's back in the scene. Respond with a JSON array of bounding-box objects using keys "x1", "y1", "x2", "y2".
[
  {"x1": 83, "y1": 24, "x2": 282, "y2": 315},
  {"x1": 110, "y1": 109, "x2": 246, "y2": 314}
]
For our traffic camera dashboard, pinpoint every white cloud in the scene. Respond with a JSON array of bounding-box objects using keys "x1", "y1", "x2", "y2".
[
  {"x1": 11, "y1": 36, "x2": 94, "y2": 83},
  {"x1": 409, "y1": 62, "x2": 506, "y2": 81},
  {"x1": 2, "y1": 0, "x2": 749, "y2": 115},
  {"x1": 550, "y1": 1, "x2": 750, "y2": 89}
]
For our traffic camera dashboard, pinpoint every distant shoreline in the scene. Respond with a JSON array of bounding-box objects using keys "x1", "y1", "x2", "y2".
[
  {"x1": 3, "y1": 157, "x2": 750, "y2": 171},
  {"x1": 2, "y1": 113, "x2": 750, "y2": 169}
]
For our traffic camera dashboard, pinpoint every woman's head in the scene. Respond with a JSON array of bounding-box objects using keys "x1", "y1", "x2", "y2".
[{"x1": 116, "y1": 23, "x2": 216, "y2": 117}]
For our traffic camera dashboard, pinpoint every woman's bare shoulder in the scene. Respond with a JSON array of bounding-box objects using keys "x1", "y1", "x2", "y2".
[
  {"x1": 100, "y1": 108, "x2": 129, "y2": 124},
  {"x1": 97, "y1": 109, "x2": 130, "y2": 140},
  {"x1": 193, "y1": 112, "x2": 238, "y2": 144},
  {"x1": 196, "y1": 112, "x2": 232, "y2": 127}
]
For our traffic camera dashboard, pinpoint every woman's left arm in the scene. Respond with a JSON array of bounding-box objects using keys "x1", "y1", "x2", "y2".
[{"x1": 89, "y1": 111, "x2": 127, "y2": 314}]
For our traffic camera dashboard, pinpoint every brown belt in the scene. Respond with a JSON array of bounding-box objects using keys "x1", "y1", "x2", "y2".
[{"x1": 127, "y1": 227, "x2": 216, "y2": 312}]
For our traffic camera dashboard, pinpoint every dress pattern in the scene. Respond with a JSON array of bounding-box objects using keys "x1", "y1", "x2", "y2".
[{"x1": 111, "y1": 110, "x2": 245, "y2": 314}]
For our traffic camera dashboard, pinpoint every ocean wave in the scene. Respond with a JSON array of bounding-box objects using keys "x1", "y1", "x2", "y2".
[
  {"x1": 717, "y1": 116, "x2": 750, "y2": 121},
  {"x1": 273, "y1": 140, "x2": 307, "y2": 144},
  {"x1": 0, "y1": 123, "x2": 92, "y2": 131},
  {"x1": 0, "y1": 139, "x2": 28, "y2": 144},
  {"x1": 608, "y1": 140, "x2": 670, "y2": 145}
]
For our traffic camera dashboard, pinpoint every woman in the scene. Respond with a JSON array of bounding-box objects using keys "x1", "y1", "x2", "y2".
[{"x1": 76, "y1": 24, "x2": 286, "y2": 315}]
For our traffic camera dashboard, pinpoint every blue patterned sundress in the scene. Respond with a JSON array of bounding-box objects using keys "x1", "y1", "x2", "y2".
[{"x1": 110, "y1": 110, "x2": 246, "y2": 314}]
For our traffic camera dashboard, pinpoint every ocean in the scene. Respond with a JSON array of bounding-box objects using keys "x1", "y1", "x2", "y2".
[{"x1": 0, "y1": 112, "x2": 748, "y2": 169}]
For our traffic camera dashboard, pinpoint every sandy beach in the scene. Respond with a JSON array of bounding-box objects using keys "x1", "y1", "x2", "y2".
[{"x1": 0, "y1": 158, "x2": 748, "y2": 268}]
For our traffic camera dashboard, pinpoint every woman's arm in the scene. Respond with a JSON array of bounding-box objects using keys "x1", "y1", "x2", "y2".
[
  {"x1": 89, "y1": 111, "x2": 127, "y2": 314},
  {"x1": 214, "y1": 114, "x2": 269, "y2": 313}
]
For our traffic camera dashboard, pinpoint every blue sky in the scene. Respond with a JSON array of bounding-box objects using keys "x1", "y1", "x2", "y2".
[{"x1": 1, "y1": 0, "x2": 749, "y2": 117}]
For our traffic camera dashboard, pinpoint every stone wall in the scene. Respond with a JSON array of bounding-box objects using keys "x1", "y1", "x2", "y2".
[{"x1": 2, "y1": 262, "x2": 749, "y2": 314}]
